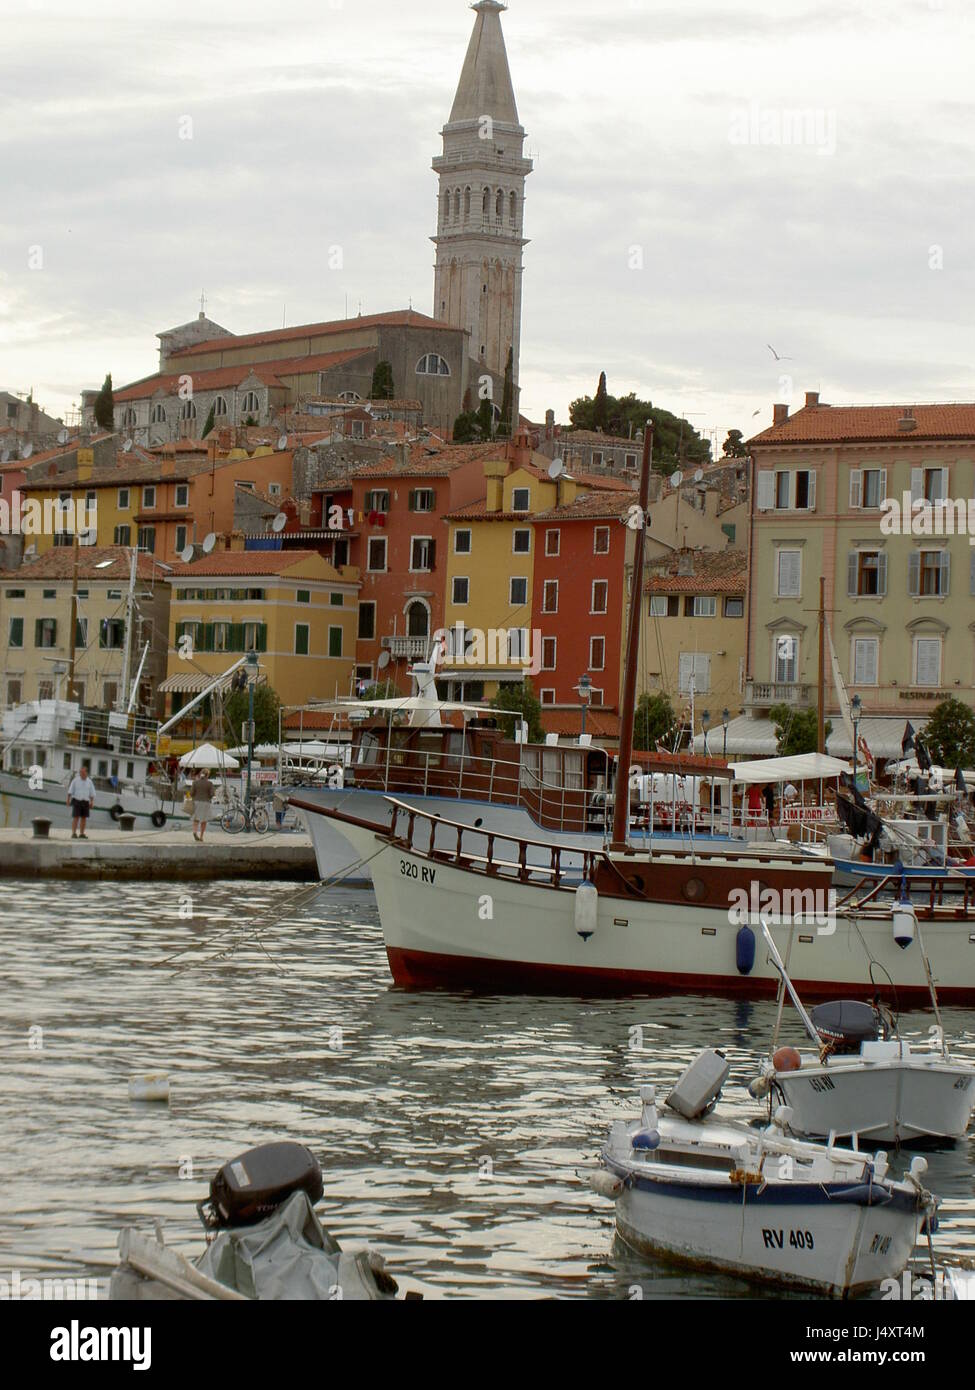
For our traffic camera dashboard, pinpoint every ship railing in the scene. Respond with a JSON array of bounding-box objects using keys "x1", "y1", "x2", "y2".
[{"x1": 836, "y1": 868, "x2": 975, "y2": 918}]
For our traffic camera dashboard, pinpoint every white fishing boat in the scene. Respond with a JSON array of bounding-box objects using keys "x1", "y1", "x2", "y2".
[
  {"x1": 754, "y1": 921, "x2": 975, "y2": 1143},
  {"x1": 592, "y1": 1052, "x2": 938, "y2": 1297}
]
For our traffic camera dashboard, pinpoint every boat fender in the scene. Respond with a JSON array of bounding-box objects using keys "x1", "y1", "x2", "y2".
[
  {"x1": 150, "y1": 810, "x2": 167, "y2": 829},
  {"x1": 631, "y1": 1128, "x2": 661, "y2": 1151},
  {"x1": 591, "y1": 1171, "x2": 624, "y2": 1199},
  {"x1": 735, "y1": 924, "x2": 756, "y2": 975},
  {"x1": 748, "y1": 1075, "x2": 771, "y2": 1100},
  {"x1": 872, "y1": 1151, "x2": 889, "y2": 1183},
  {"x1": 771, "y1": 1046, "x2": 802, "y2": 1074},
  {"x1": 574, "y1": 880, "x2": 598, "y2": 942},
  {"x1": 109, "y1": 803, "x2": 125, "y2": 821},
  {"x1": 892, "y1": 899, "x2": 917, "y2": 951}
]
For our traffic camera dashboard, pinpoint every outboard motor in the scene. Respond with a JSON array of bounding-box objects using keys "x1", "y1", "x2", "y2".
[
  {"x1": 198, "y1": 1142, "x2": 324, "y2": 1230},
  {"x1": 810, "y1": 1000, "x2": 881, "y2": 1055}
]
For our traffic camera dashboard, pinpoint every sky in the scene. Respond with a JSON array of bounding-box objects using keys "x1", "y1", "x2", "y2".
[{"x1": 1, "y1": 0, "x2": 973, "y2": 453}]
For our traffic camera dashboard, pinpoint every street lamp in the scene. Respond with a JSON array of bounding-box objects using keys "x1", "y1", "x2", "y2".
[
  {"x1": 851, "y1": 694, "x2": 862, "y2": 788},
  {"x1": 722, "y1": 708, "x2": 730, "y2": 759},
  {"x1": 243, "y1": 650, "x2": 260, "y2": 830},
  {"x1": 701, "y1": 709, "x2": 711, "y2": 756},
  {"x1": 574, "y1": 674, "x2": 593, "y2": 735}
]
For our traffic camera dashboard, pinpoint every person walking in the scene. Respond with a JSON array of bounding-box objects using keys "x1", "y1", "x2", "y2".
[
  {"x1": 67, "y1": 765, "x2": 96, "y2": 839},
  {"x1": 191, "y1": 769, "x2": 215, "y2": 842}
]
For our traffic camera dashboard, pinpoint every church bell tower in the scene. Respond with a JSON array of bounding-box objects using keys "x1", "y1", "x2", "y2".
[{"x1": 432, "y1": 1, "x2": 531, "y2": 422}]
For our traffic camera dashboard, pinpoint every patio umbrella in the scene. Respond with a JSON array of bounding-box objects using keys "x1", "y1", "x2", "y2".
[{"x1": 178, "y1": 742, "x2": 241, "y2": 770}]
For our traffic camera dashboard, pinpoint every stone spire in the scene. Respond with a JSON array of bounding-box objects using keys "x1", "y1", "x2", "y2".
[{"x1": 432, "y1": 2, "x2": 531, "y2": 428}]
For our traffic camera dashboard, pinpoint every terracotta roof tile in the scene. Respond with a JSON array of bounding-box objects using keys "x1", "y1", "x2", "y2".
[
  {"x1": 534, "y1": 490, "x2": 638, "y2": 522},
  {"x1": 541, "y1": 709, "x2": 621, "y2": 738},
  {"x1": 0, "y1": 545, "x2": 173, "y2": 583},
  {"x1": 645, "y1": 548, "x2": 746, "y2": 594},
  {"x1": 167, "y1": 310, "x2": 459, "y2": 360},
  {"x1": 173, "y1": 550, "x2": 334, "y2": 577},
  {"x1": 112, "y1": 349, "x2": 372, "y2": 404},
  {"x1": 749, "y1": 401, "x2": 975, "y2": 446},
  {"x1": 354, "y1": 441, "x2": 504, "y2": 480}
]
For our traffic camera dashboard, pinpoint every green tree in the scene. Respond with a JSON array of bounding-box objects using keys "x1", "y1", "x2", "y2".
[
  {"x1": 370, "y1": 361, "x2": 395, "y2": 400},
  {"x1": 922, "y1": 698, "x2": 975, "y2": 768},
  {"x1": 94, "y1": 373, "x2": 114, "y2": 431},
  {"x1": 592, "y1": 371, "x2": 609, "y2": 432},
  {"x1": 200, "y1": 402, "x2": 216, "y2": 438},
  {"x1": 769, "y1": 704, "x2": 831, "y2": 758},
  {"x1": 498, "y1": 347, "x2": 514, "y2": 438},
  {"x1": 222, "y1": 682, "x2": 282, "y2": 748},
  {"x1": 359, "y1": 680, "x2": 403, "y2": 701},
  {"x1": 491, "y1": 679, "x2": 544, "y2": 743},
  {"x1": 452, "y1": 396, "x2": 496, "y2": 444},
  {"x1": 568, "y1": 389, "x2": 711, "y2": 472},
  {"x1": 723, "y1": 429, "x2": 749, "y2": 458},
  {"x1": 633, "y1": 692, "x2": 676, "y2": 752}
]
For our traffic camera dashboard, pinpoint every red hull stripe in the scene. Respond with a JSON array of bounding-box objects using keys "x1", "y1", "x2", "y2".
[{"x1": 386, "y1": 946, "x2": 975, "y2": 1004}]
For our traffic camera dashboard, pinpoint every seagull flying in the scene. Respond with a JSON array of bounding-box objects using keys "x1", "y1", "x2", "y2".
[{"x1": 767, "y1": 344, "x2": 793, "y2": 361}]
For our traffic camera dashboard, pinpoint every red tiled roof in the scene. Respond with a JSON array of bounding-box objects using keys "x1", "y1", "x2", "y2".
[
  {"x1": 0, "y1": 545, "x2": 173, "y2": 582},
  {"x1": 541, "y1": 709, "x2": 621, "y2": 738},
  {"x1": 534, "y1": 489, "x2": 637, "y2": 522},
  {"x1": 572, "y1": 473, "x2": 636, "y2": 492},
  {"x1": 112, "y1": 350, "x2": 371, "y2": 404},
  {"x1": 168, "y1": 310, "x2": 459, "y2": 360},
  {"x1": 750, "y1": 401, "x2": 975, "y2": 446},
  {"x1": 172, "y1": 550, "x2": 333, "y2": 578},
  {"x1": 645, "y1": 548, "x2": 746, "y2": 594},
  {"x1": 354, "y1": 441, "x2": 504, "y2": 479}
]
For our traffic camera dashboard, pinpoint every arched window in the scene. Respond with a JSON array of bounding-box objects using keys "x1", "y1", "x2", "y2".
[
  {"x1": 240, "y1": 391, "x2": 260, "y2": 416},
  {"x1": 179, "y1": 400, "x2": 196, "y2": 421},
  {"x1": 482, "y1": 187, "x2": 490, "y2": 217},
  {"x1": 442, "y1": 191, "x2": 450, "y2": 226},
  {"x1": 338, "y1": 391, "x2": 361, "y2": 402},
  {"x1": 453, "y1": 190, "x2": 461, "y2": 222},
  {"x1": 496, "y1": 189, "x2": 504, "y2": 220},
  {"x1": 150, "y1": 404, "x2": 166, "y2": 425},
  {"x1": 464, "y1": 187, "x2": 471, "y2": 219},
  {"x1": 406, "y1": 601, "x2": 429, "y2": 639},
  {"x1": 213, "y1": 395, "x2": 229, "y2": 417},
  {"x1": 416, "y1": 354, "x2": 451, "y2": 377},
  {"x1": 121, "y1": 407, "x2": 137, "y2": 427},
  {"x1": 509, "y1": 191, "x2": 517, "y2": 224}
]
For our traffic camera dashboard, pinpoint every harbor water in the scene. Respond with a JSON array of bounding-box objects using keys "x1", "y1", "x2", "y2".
[{"x1": 3, "y1": 878, "x2": 975, "y2": 1300}]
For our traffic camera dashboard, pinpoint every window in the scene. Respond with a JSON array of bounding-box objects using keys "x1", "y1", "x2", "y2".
[
  {"x1": 415, "y1": 353, "x2": 451, "y2": 376},
  {"x1": 35, "y1": 618, "x2": 57, "y2": 648},
  {"x1": 724, "y1": 596, "x2": 744, "y2": 618},
  {"x1": 793, "y1": 470, "x2": 816, "y2": 509},
  {"x1": 545, "y1": 529, "x2": 560, "y2": 557},
  {"x1": 367, "y1": 537, "x2": 387, "y2": 572},
  {"x1": 4, "y1": 589, "x2": 25, "y2": 599},
  {"x1": 118, "y1": 488, "x2": 130, "y2": 510},
  {"x1": 774, "y1": 634, "x2": 799, "y2": 683},
  {"x1": 295, "y1": 624, "x2": 310, "y2": 656},
  {"x1": 847, "y1": 550, "x2": 887, "y2": 597},
  {"x1": 513, "y1": 529, "x2": 531, "y2": 555},
  {"x1": 103, "y1": 681, "x2": 118, "y2": 709},
  {"x1": 100, "y1": 619, "x2": 125, "y2": 650},
  {"x1": 541, "y1": 637, "x2": 557, "y2": 670},
  {"x1": 43, "y1": 588, "x2": 56, "y2": 600},
  {"x1": 330, "y1": 592, "x2": 344, "y2": 607},
  {"x1": 213, "y1": 396, "x2": 228, "y2": 417},
  {"x1": 679, "y1": 652, "x2": 711, "y2": 694},
  {"x1": 150, "y1": 404, "x2": 166, "y2": 425},
  {"x1": 542, "y1": 580, "x2": 558, "y2": 614},
  {"x1": 692, "y1": 596, "x2": 717, "y2": 617},
  {"x1": 409, "y1": 489, "x2": 435, "y2": 512},
  {"x1": 114, "y1": 525, "x2": 131, "y2": 546},
  {"x1": 411, "y1": 537, "x2": 436, "y2": 571},
  {"x1": 454, "y1": 529, "x2": 472, "y2": 555},
  {"x1": 852, "y1": 637, "x2": 879, "y2": 686},
  {"x1": 914, "y1": 637, "x2": 942, "y2": 686},
  {"x1": 508, "y1": 628, "x2": 530, "y2": 660},
  {"x1": 179, "y1": 400, "x2": 196, "y2": 421},
  {"x1": 328, "y1": 627, "x2": 343, "y2": 658},
  {"x1": 510, "y1": 577, "x2": 528, "y2": 606},
  {"x1": 7, "y1": 679, "x2": 22, "y2": 706},
  {"x1": 590, "y1": 636, "x2": 606, "y2": 670},
  {"x1": 591, "y1": 580, "x2": 608, "y2": 614},
  {"x1": 364, "y1": 490, "x2": 389, "y2": 513},
  {"x1": 8, "y1": 617, "x2": 24, "y2": 648},
  {"x1": 541, "y1": 688, "x2": 556, "y2": 706},
  {"x1": 38, "y1": 680, "x2": 54, "y2": 701},
  {"x1": 592, "y1": 451, "x2": 603, "y2": 467},
  {"x1": 175, "y1": 526, "x2": 187, "y2": 554},
  {"x1": 142, "y1": 486, "x2": 156, "y2": 509},
  {"x1": 296, "y1": 590, "x2": 311, "y2": 604},
  {"x1": 912, "y1": 467, "x2": 947, "y2": 505},
  {"x1": 649, "y1": 595, "x2": 668, "y2": 617},
  {"x1": 775, "y1": 471, "x2": 790, "y2": 509},
  {"x1": 776, "y1": 549, "x2": 801, "y2": 598},
  {"x1": 358, "y1": 602, "x2": 376, "y2": 641},
  {"x1": 241, "y1": 391, "x2": 260, "y2": 416},
  {"x1": 175, "y1": 484, "x2": 189, "y2": 508},
  {"x1": 593, "y1": 526, "x2": 610, "y2": 555},
  {"x1": 269, "y1": 483, "x2": 281, "y2": 497},
  {"x1": 512, "y1": 487, "x2": 530, "y2": 512},
  {"x1": 137, "y1": 526, "x2": 155, "y2": 553},
  {"x1": 452, "y1": 576, "x2": 470, "y2": 605},
  {"x1": 75, "y1": 617, "x2": 88, "y2": 649},
  {"x1": 849, "y1": 468, "x2": 887, "y2": 509},
  {"x1": 406, "y1": 602, "x2": 429, "y2": 638},
  {"x1": 909, "y1": 549, "x2": 950, "y2": 597}
]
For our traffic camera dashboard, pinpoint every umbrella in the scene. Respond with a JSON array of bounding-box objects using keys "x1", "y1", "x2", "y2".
[{"x1": 179, "y1": 742, "x2": 241, "y2": 770}]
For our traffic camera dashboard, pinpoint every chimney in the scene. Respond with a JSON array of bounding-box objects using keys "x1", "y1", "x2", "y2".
[
  {"x1": 804, "y1": 391, "x2": 820, "y2": 408},
  {"x1": 897, "y1": 408, "x2": 917, "y2": 433},
  {"x1": 298, "y1": 498, "x2": 312, "y2": 527},
  {"x1": 773, "y1": 403, "x2": 790, "y2": 426},
  {"x1": 508, "y1": 428, "x2": 532, "y2": 469}
]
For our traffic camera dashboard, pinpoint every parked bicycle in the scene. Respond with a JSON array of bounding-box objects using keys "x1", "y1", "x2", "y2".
[{"x1": 220, "y1": 791, "x2": 271, "y2": 835}]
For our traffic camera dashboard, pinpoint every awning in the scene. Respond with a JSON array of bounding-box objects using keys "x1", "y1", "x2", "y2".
[
  {"x1": 728, "y1": 752, "x2": 853, "y2": 785},
  {"x1": 827, "y1": 716, "x2": 928, "y2": 760},
  {"x1": 158, "y1": 671, "x2": 240, "y2": 695},
  {"x1": 691, "y1": 715, "x2": 779, "y2": 757}
]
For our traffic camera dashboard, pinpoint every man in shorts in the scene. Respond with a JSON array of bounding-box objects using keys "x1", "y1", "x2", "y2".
[
  {"x1": 192, "y1": 769, "x2": 215, "y2": 842},
  {"x1": 67, "y1": 765, "x2": 96, "y2": 839}
]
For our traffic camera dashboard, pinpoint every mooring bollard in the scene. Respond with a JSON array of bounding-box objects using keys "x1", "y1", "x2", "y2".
[
  {"x1": 118, "y1": 814, "x2": 136, "y2": 832},
  {"x1": 31, "y1": 818, "x2": 52, "y2": 840}
]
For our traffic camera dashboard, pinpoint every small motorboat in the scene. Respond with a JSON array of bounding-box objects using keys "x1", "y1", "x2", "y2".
[
  {"x1": 755, "y1": 920, "x2": 975, "y2": 1144},
  {"x1": 593, "y1": 1051, "x2": 938, "y2": 1297},
  {"x1": 110, "y1": 1142, "x2": 409, "y2": 1301}
]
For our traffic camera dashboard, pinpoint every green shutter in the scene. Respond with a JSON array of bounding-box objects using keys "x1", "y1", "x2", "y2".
[
  {"x1": 203, "y1": 623, "x2": 215, "y2": 653},
  {"x1": 256, "y1": 623, "x2": 268, "y2": 653},
  {"x1": 329, "y1": 626, "x2": 342, "y2": 657}
]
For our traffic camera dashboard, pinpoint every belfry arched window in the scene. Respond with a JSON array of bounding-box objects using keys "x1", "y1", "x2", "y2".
[{"x1": 416, "y1": 354, "x2": 451, "y2": 377}]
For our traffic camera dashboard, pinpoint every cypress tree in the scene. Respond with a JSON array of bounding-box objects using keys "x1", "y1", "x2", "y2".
[
  {"x1": 370, "y1": 361, "x2": 395, "y2": 400},
  {"x1": 94, "y1": 373, "x2": 114, "y2": 431},
  {"x1": 593, "y1": 372, "x2": 609, "y2": 432}
]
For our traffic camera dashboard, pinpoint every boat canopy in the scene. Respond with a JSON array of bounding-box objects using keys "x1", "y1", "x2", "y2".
[
  {"x1": 179, "y1": 742, "x2": 240, "y2": 770},
  {"x1": 728, "y1": 752, "x2": 853, "y2": 785},
  {"x1": 301, "y1": 697, "x2": 490, "y2": 718}
]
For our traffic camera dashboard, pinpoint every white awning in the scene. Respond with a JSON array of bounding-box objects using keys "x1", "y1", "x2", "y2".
[
  {"x1": 691, "y1": 715, "x2": 779, "y2": 757},
  {"x1": 158, "y1": 671, "x2": 239, "y2": 695},
  {"x1": 826, "y1": 716, "x2": 928, "y2": 760},
  {"x1": 178, "y1": 742, "x2": 240, "y2": 769},
  {"x1": 728, "y1": 752, "x2": 853, "y2": 785}
]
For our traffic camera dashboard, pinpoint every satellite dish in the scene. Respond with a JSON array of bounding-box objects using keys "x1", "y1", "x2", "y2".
[
  {"x1": 201, "y1": 532, "x2": 217, "y2": 554},
  {"x1": 377, "y1": 652, "x2": 391, "y2": 672},
  {"x1": 277, "y1": 435, "x2": 288, "y2": 451},
  {"x1": 21, "y1": 443, "x2": 33, "y2": 460},
  {"x1": 123, "y1": 439, "x2": 133, "y2": 453},
  {"x1": 180, "y1": 544, "x2": 195, "y2": 563},
  {"x1": 548, "y1": 458, "x2": 565, "y2": 480},
  {"x1": 57, "y1": 428, "x2": 69, "y2": 445},
  {"x1": 271, "y1": 512, "x2": 288, "y2": 533},
  {"x1": 670, "y1": 470, "x2": 682, "y2": 487},
  {"x1": 694, "y1": 468, "x2": 705, "y2": 483}
]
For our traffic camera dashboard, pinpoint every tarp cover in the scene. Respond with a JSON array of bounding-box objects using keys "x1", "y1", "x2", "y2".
[
  {"x1": 195, "y1": 1191, "x2": 388, "y2": 1300},
  {"x1": 728, "y1": 752, "x2": 853, "y2": 785}
]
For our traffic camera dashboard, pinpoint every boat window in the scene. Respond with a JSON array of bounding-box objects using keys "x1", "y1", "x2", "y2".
[
  {"x1": 520, "y1": 748, "x2": 540, "y2": 787},
  {"x1": 542, "y1": 751, "x2": 561, "y2": 787},
  {"x1": 445, "y1": 732, "x2": 465, "y2": 766},
  {"x1": 416, "y1": 733, "x2": 444, "y2": 767},
  {"x1": 356, "y1": 733, "x2": 381, "y2": 766},
  {"x1": 563, "y1": 752, "x2": 583, "y2": 790},
  {"x1": 649, "y1": 1148, "x2": 734, "y2": 1173}
]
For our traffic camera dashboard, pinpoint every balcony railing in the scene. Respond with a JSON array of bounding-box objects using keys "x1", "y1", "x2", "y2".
[
  {"x1": 382, "y1": 636, "x2": 431, "y2": 660},
  {"x1": 745, "y1": 680, "x2": 814, "y2": 709}
]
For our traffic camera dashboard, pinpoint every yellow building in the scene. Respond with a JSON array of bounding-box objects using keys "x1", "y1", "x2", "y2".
[{"x1": 161, "y1": 549, "x2": 360, "y2": 713}]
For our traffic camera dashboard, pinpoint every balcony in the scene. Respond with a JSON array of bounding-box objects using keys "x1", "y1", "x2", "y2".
[
  {"x1": 745, "y1": 680, "x2": 814, "y2": 709},
  {"x1": 382, "y1": 636, "x2": 431, "y2": 661}
]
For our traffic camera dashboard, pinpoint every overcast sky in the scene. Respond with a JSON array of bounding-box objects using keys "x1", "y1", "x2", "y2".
[{"x1": 1, "y1": 0, "x2": 973, "y2": 451}]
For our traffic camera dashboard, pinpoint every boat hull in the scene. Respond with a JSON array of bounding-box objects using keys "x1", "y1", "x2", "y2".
[
  {"x1": 774, "y1": 1060, "x2": 975, "y2": 1143},
  {"x1": 0, "y1": 770, "x2": 185, "y2": 831}
]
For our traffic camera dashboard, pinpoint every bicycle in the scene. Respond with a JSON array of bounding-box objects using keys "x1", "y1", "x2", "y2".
[{"x1": 220, "y1": 791, "x2": 270, "y2": 835}]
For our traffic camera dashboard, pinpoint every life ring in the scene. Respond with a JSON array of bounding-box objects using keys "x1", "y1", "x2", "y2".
[
  {"x1": 136, "y1": 735, "x2": 151, "y2": 755},
  {"x1": 109, "y1": 803, "x2": 124, "y2": 821},
  {"x1": 150, "y1": 810, "x2": 167, "y2": 828}
]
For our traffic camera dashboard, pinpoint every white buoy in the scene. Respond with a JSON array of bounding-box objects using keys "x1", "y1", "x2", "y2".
[
  {"x1": 591, "y1": 1171, "x2": 624, "y2": 1199},
  {"x1": 128, "y1": 1073, "x2": 170, "y2": 1103},
  {"x1": 574, "y1": 880, "x2": 598, "y2": 940},
  {"x1": 892, "y1": 900, "x2": 917, "y2": 951}
]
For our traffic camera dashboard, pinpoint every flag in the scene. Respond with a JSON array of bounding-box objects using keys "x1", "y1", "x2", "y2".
[
  {"x1": 901, "y1": 722, "x2": 916, "y2": 757},
  {"x1": 956, "y1": 767, "x2": 967, "y2": 793},
  {"x1": 916, "y1": 739, "x2": 932, "y2": 772}
]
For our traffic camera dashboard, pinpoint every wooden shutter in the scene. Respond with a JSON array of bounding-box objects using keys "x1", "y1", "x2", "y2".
[
  {"x1": 847, "y1": 552, "x2": 859, "y2": 597},
  {"x1": 806, "y1": 471, "x2": 816, "y2": 510},
  {"x1": 777, "y1": 550, "x2": 800, "y2": 596},
  {"x1": 916, "y1": 639, "x2": 940, "y2": 685},
  {"x1": 907, "y1": 552, "x2": 920, "y2": 596},
  {"x1": 849, "y1": 470, "x2": 862, "y2": 508},
  {"x1": 879, "y1": 468, "x2": 888, "y2": 505},
  {"x1": 756, "y1": 471, "x2": 775, "y2": 511},
  {"x1": 854, "y1": 639, "x2": 878, "y2": 685},
  {"x1": 876, "y1": 551, "x2": 888, "y2": 596},
  {"x1": 910, "y1": 468, "x2": 923, "y2": 503},
  {"x1": 940, "y1": 550, "x2": 951, "y2": 595}
]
